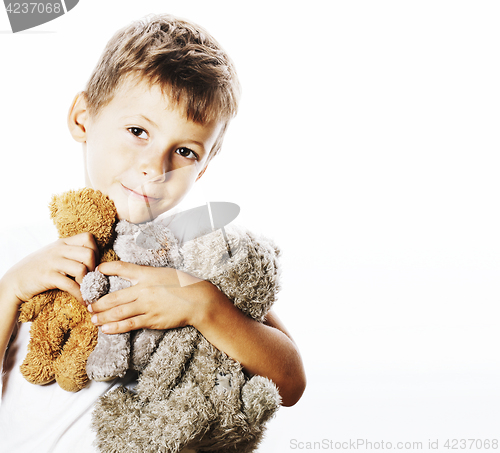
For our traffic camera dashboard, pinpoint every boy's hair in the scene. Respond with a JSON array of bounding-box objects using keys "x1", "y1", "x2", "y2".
[{"x1": 84, "y1": 14, "x2": 241, "y2": 161}]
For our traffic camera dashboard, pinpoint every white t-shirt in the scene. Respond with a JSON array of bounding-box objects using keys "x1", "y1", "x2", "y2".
[
  {"x1": 0, "y1": 223, "x2": 195, "y2": 453},
  {"x1": 0, "y1": 322, "x2": 137, "y2": 453}
]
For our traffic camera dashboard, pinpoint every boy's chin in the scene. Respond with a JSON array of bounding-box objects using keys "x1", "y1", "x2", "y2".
[
  {"x1": 117, "y1": 207, "x2": 159, "y2": 225},
  {"x1": 115, "y1": 197, "x2": 178, "y2": 224}
]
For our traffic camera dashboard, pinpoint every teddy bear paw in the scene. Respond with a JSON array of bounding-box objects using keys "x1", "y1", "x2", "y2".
[
  {"x1": 242, "y1": 375, "x2": 281, "y2": 426},
  {"x1": 81, "y1": 270, "x2": 109, "y2": 305}
]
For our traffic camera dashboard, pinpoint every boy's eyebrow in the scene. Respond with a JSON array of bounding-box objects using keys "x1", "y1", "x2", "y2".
[
  {"x1": 188, "y1": 140, "x2": 207, "y2": 153},
  {"x1": 122, "y1": 114, "x2": 159, "y2": 129}
]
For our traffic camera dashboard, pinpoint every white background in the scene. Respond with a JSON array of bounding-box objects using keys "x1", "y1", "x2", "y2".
[{"x1": 1, "y1": 1, "x2": 500, "y2": 451}]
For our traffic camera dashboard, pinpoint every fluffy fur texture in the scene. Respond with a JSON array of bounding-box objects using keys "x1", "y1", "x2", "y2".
[
  {"x1": 82, "y1": 219, "x2": 182, "y2": 381},
  {"x1": 92, "y1": 226, "x2": 282, "y2": 453},
  {"x1": 18, "y1": 188, "x2": 118, "y2": 392}
]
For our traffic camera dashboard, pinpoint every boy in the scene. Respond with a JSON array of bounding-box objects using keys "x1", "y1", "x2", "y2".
[{"x1": 0, "y1": 14, "x2": 306, "y2": 452}]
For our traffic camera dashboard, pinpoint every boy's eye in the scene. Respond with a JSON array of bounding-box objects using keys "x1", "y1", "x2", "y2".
[
  {"x1": 128, "y1": 127, "x2": 148, "y2": 139},
  {"x1": 175, "y1": 147, "x2": 198, "y2": 160}
]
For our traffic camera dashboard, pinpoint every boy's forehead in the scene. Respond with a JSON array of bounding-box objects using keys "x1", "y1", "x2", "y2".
[
  {"x1": 104, "y1": 74, "x2": 226, "y2": 128},
  {"x1": 97, "y1": 75, "x2": 223, "y2": 143},
  {"x1": 112, "y1": 76, "x2": 178, "y2": 113}
]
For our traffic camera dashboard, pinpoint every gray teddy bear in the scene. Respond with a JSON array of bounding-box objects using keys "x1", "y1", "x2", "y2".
[
  {"x1": 82, "y1": 219, "x2": 183, "y2": 380},
  {"x1": 83, "y1": 222, "x2": 283, "y2": 452}
]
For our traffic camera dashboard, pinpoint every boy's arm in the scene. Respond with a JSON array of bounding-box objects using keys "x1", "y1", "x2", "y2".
[
  {"x1": 0, "y1": 288, "x2": 21, "y2": 369},
  {"x1": 0, "y1": 233, "x2": 99, "y2": 366},
  {"x1": 90, "y1": 262, "x2": 307, "y2": 407},
  {"x1": 194, "y1": 295, "x2": 307, "y2": 407}
]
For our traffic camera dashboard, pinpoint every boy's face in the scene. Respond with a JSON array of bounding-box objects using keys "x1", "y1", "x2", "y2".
[{"x1": 69, "y1": 76, "x2": 222, "y2": 224}]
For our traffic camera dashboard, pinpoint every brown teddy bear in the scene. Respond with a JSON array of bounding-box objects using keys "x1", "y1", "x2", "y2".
[{"x1": 18, "y1": 188, "x2": 118, "y2": 392}]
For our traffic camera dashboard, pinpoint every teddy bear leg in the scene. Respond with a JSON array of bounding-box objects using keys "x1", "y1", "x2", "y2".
[
  {"x1": 20, "y1": 307, "x2": 64, "y2": 385},
  {"x1": 92, "y1": 386, "x2": 143, "y2": 452},
  {"x1": 52, "y1": 316, "x2": 98, "y2": 392},
  {"x1": 154, "y1": 384, "x2": 213, "y2": 452},
  {"x1": 130, "y1": 329, "x2": 165, "y2": 372},
  {"x1": 86, "y1": 328, "x2": 131, "y2": 381},
  {"x1": 135, "y1": 327, "x2": 201, "y2": 401},
  {"x1": 92, "y1": 384, "x2": 212, "y2": 453}
]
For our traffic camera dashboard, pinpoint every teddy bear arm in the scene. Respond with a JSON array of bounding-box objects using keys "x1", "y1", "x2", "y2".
[
  {"x1": 18, "y1": 290, "x2": 57, "y2": 323},
  {"x1": 242, "y1": 375, "x2": 281, "y2": 426},
  {"x1": 135, "y1": 327, "x2": 201, "y2": 400},
  {"x1": 86, "y1": 275, "x2": 133, "y2": 381},
  {"x1": 189, "y1": 374, "x2": 280, "y2": 453},
  {"x1": 181, "y1": 336, "x2": 274, "y2": 453},
  {"x1": 130, "y1": 328, "x2": 165, "y2": 372},
  {"x1": 86, "y1": 328, "x2": 131, "y2": 381},
  {"x1": 138, "y1": 346, "x2": 216, "y2": 452},
  {"x1": 199, "y1": 375, "x2": 281, "y2": 453}
]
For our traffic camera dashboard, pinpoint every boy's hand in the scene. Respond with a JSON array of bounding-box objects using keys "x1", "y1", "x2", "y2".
[
  {"x1": 88, "y1": 261, "x2": 214, "y2": 334},
  {"x1": 2, "y1": 232, "x2": 99, "y2": 306}
]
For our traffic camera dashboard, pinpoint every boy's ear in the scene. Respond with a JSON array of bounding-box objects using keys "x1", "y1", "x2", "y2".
[{"x1": 67, "y1": 92, "x2": 89, "y2": 143}]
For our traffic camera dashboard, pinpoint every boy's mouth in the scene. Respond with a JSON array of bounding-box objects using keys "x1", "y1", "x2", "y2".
[{"x1": 121, "y1": 183, "x2": 160, "y2": 204}]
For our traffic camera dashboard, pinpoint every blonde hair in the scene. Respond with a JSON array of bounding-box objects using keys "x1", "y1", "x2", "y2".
[{"x1": 84, "y1": 14, "x2": 241, "y2": 160}]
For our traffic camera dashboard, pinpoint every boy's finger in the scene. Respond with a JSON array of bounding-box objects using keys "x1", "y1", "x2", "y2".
[
  {"x1": 97, "y1": 261, "x2": 141, "y2": 282},
  {"x1": 55, "y1": 258, "x2": 90, "y2": 285},
  {"x1": 91, "y1": 300, "x2": 145, "y2": 326},
  {"x1": 62, "y1": 245, "x2": 98, "y2": 272},
  {"x1": 63, "y1": 232, "x2": 99, "y2": 252},
  {"x1": 52, "y1": 273, "x2": 84, "y2": 304},
  {"x1": 89, "y1": 285, "x2": 137, "y2": 314},
  {"x1": 100, "y1": 315, "x2": 149, "y2": 335}
]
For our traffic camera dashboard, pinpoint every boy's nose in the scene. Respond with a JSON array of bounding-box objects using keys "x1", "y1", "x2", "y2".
[
  {"x1": 142, "y1": 171, "x2": 168, "y2": 183},
  {"x1": 138, "y1": 152, "x2": 170, "y2": 181}
]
